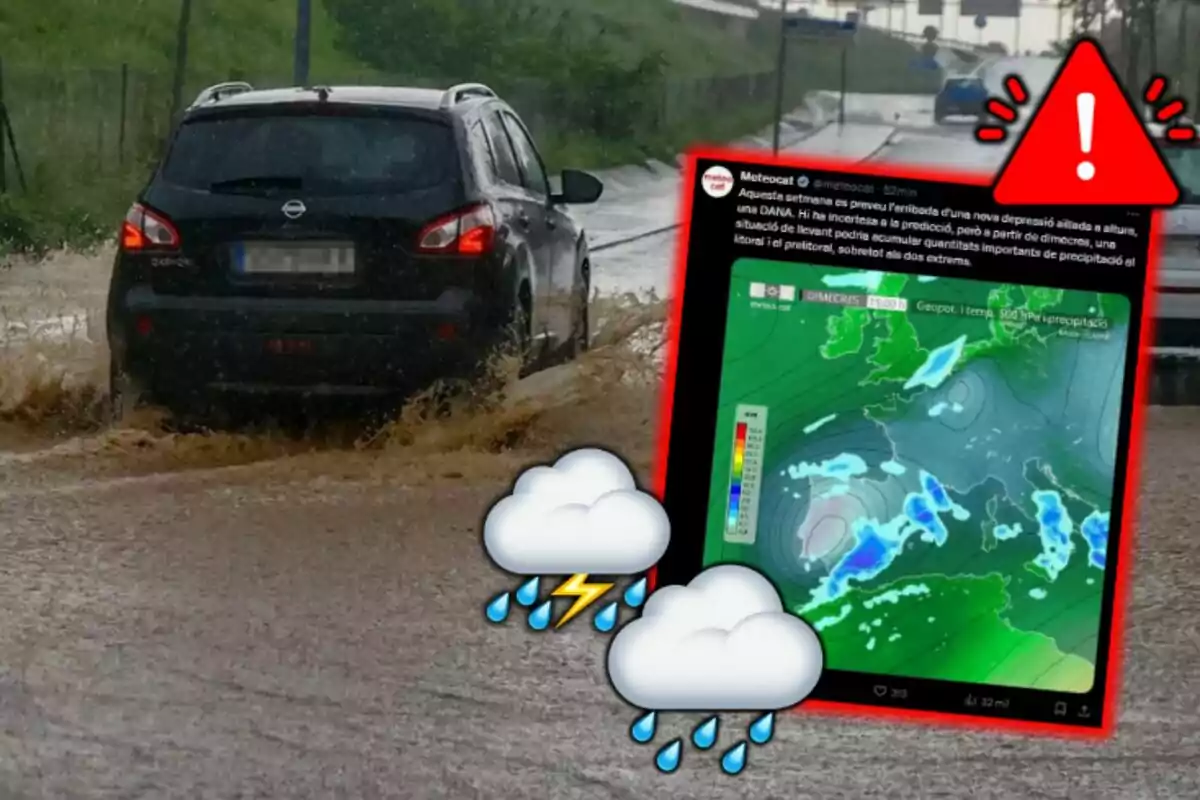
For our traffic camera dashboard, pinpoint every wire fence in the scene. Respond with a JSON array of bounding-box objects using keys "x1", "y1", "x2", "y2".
[{"x1": 0, "y1": 59, "x2": 785, "y2": 201}]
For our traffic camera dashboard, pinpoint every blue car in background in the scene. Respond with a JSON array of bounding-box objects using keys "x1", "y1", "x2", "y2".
[{"x1": 934, "y1": 76, "x2": 988, "y2": 123}]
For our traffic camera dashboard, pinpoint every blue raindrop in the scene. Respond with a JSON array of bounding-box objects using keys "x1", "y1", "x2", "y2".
[
  {"x1": 720, "y1": 741, "x2": 748, "y2": 775},
  {"x1": 692, "y1": 715, "x2": 719, "y2": 750},
  {"x1": 485, "y1": 592, "x2": 510, "y2": 623},
  {"x1": 594, "y1": 601, "x2": 619, "y2": 632},
  {"x1": 748, "y1": 712, "x2": 775, "y2": 745},
  {"x1": 655, "y1": 738, "x2": 683, "y2": 773},
  {"x1": 528, "y1": 600, "x2": 552, "y2": 631},
  {"x1": 630, "y1": 711, "x2": 657, "y2": 743},
  {"x1": 624, "y1": 577, "x2": 648, "y2": 608},
  {"x1": 515, "y1": 576, "x2": 540, "y2": 607}
]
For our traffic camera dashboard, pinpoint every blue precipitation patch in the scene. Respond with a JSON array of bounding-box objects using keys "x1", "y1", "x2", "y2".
[
  {"x1": 1080, "y1": 511, "x2": 1109, "y2": 570},
  {"x1": 905, "y1": 470, "x2": 971, "y2": 544},
  {"x1": 812, "y1": 603, "x2": 854, "y2": 631},
  {"x1": 880, "y1": 459, "x2": 907, "y2": 476},
  {"x1": 917, "y1": 275, "x2": 939, "y2": 283},
  {"x1": 1029, "y1": 587, "x2": 1048, "y2": 599},
  {"x1": 787, "y1": 453, "x2": 869, "y2": 481},
  {"x1": 920, "y1": 470, "x2": 952, "y2": 512},
  {"x1": 863, "y1": 582, "x2": 931, "y2": 608},
  {"x1": 803, "y1": 472, "x2": 967, "y2": 608},
  {"x1": 821, "y1": 270, "x2": 884, "y2": 290},
  {"x1": 903, "y1": 334, "x2": 968, "y2": 391},
  {"x1": 903, "y1": 493, "x2": 948, "y2": 545},
  {"x1": 1031, "y1": 490, "x2": 1076, "y2": 581},
  {"x1": 804, "y1": 515, "x2": 917, "y2": 606},
  {"x1": 993, "y1": 523, "x2": 1024, "y2": 541},
  {"x1": 803, "y1": 413, "x2": 838, "y2": 434}
]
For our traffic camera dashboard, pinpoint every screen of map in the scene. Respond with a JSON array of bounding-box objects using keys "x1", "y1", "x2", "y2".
[
  {"x1": 657, "y1": 152, "x2": 1153, "y2": 732},
  {"x1": 701, "y1": 260, "x2": 1126, "y2": 696}
]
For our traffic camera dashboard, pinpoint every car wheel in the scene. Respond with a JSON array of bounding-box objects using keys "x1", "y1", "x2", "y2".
[
  {"x1": 107, "y1": 358, "x2": 147, "y2": 425},
  {"x1": 569, "y1": 260, "x2": 591, "y2": 359},
  {"x1": 512, "y1": 283, "x2": 536, "y2": 378}
]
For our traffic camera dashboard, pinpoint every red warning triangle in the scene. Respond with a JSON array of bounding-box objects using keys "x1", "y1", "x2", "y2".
[{"x1": 992, "y1": 37, "x2": 1180, "y2": 206}]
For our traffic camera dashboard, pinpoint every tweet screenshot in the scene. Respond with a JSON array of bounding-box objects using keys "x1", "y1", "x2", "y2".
[{"x1": 655, "y1": 150, "x2": 1154, "y2": 734}]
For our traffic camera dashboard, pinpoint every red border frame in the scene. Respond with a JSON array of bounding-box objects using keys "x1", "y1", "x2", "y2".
[{"x1": 649, "y1": 144, "x2": 1161, "y2": 741}]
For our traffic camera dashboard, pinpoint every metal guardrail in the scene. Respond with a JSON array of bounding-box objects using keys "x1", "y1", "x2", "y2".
[{"x1": 869, "y1": 26, "x2": 986, "y2": 53}]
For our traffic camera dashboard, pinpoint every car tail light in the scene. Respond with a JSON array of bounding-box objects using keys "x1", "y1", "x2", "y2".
[
  {"x1": 417, "y1": 203, "x2": 495, "y2": 255},
  {"x1": 121, "y1": 203, "x2": 179, "y2": 250}
]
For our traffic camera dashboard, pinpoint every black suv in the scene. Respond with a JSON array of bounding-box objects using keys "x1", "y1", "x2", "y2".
[{"x1": 107, "y1": 81, "x2": 603, "y2": 416}]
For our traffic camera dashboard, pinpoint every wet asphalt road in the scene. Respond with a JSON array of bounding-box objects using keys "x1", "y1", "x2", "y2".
[
  {"x1": 2, "y1": 411, "x2": 1199, "y2": 799},
  {"x1": 2, "y1": 93, "x2": 1200, "y2": 798}
]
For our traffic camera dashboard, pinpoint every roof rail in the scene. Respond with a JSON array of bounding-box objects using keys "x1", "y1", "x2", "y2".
[
  {"x1": 440, "y1": 82, "x2": 497, "y2": 109},
  {"x1": 188, "y1": 81, "x2": 254, "y2": 109}
]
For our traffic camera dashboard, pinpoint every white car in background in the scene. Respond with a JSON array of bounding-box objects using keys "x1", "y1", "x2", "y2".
[{"x1": 1153, "y1": 126, "x2": 1200, "y2": 356}]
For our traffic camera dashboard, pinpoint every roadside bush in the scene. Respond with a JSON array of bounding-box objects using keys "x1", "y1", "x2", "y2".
[
  {"x1": 0, "y1": 193, "x2": 109, "y2": 259},
  {"x1": 0, "y1": 0, "x2": 940, "y2": 255}
]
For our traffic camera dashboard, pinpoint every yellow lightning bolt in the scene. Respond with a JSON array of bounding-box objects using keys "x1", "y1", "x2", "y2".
[{"x1": 551, "y1": 573, "x2": 615, "y2": 628}]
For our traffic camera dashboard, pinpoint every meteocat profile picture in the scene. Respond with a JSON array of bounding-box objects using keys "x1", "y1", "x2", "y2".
[{"x1": 701, "y1": 165, "x2": 735, "y2": 197}]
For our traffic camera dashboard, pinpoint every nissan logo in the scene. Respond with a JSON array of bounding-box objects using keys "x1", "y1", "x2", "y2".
[{"x1": 281, "y1": 199, "x2": 306, "y2": 219}]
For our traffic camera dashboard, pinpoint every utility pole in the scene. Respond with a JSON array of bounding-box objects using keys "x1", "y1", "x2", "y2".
[
  {"x1": 294, "y1": 0, "x2": 312, "y2": 86},
  {"x1": 169, "y1": 0, "x2": 193, "y2": 123},
  {"x1": 772, "y1": 0, "x2": 789, "y2": 155}
]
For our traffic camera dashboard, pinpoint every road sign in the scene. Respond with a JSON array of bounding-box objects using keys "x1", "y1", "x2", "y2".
[
  {"x1": 992, "y1": 38, "x2": 1180, "y2": 206},
  {"x1": 974, "y1": 14, "x2": 988, "y2": 28},
  {"x1": 961, "y1": 0, "x2": 1020, "y2": 16},
  {"x1": 918, "y1": 0, "x2": 944, "y2": 14},
  {"x1": 784, "y1": 16, "x2": 858, "y2": 40}
]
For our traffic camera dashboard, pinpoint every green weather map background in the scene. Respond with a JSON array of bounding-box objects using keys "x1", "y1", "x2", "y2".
[{"x1": 703, "y1": 259, "x2": 1125, "y2": 692}]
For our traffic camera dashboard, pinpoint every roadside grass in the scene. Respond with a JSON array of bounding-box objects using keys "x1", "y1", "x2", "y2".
[{"x1": 0, "y1": 0, "x2": 936, "y2": 256}]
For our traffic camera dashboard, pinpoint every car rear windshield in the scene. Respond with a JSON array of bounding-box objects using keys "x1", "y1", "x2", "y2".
[
  {"x1": 161, "y1": 111, "x2": 459, "y2": 196},
  {"x1": 1165, "y1": 146, "x2": 1200, "y2": 204},
  {"x1": 945, "y1": 79, "x2": 982, "y2": 90}
]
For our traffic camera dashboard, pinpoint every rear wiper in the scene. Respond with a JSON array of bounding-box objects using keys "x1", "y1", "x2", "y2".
[{"x1": 209, "y1": 175, "x2": 304, "y2": 193}]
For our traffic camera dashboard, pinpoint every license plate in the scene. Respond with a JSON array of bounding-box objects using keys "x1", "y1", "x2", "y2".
[
  {"x1": 232, "y1": 242, "x2": 355, "y2": 275},
  {"x1": 265, "y1": 338, "x2": 315, "y2": 355}
]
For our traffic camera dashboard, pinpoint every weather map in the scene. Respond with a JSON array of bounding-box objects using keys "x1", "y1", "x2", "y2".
[{"x1": 702, "y1": 259, "x2": 1129, "y2": 693}]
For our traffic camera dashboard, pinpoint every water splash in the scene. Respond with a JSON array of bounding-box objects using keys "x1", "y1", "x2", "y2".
[
  {"x1": 720, "y1": 741, "x2": 748, "y2": 775},
  {"x1": 748, "y1": 712, "x2": 775, "y2": 745},
  {"x1": 655, "y1": 738, "x2": 683, "y2": 773},
  {"x1": 630, "y1": 711, "x2": 657, "y2": 743},
  {"x1": 485, "y1": 592, "x2": 510, "y2": 623},
  {"x1": 527, "y1": 600, "x2": 552, "y2": 631},
  {"x1": 692, "y1": 715, "x2": 719, "y2": 750},
  {"x1": 594, "y1": 601, "x2": 619, "y2": 632},
  {"x1": 624, "y1": 577, "x2": 649, "y2": 608},
  {"x1": 515, "y1": 576, "x2": 540, "y2": 607}
]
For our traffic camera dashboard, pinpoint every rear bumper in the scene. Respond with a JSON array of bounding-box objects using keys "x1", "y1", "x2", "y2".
[
  {"x1": 934, "y1": 100, "x2": 983, "y2": 117},
  {"x1": 109, "y1": 285, "x2": 506, "y2": 397}
]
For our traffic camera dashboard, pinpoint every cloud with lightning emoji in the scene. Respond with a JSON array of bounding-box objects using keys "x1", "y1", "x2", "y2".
[
  {"x1": 607, "y1": 564, "x2": 824, "y2": 711},
  {"x1": 483, "y1": 448, "x2": 671, "y2": 625}
]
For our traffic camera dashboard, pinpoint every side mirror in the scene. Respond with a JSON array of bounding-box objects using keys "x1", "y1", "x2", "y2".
[{"x1": 552, "y1": 169, "x2": 603, "y2": 205}]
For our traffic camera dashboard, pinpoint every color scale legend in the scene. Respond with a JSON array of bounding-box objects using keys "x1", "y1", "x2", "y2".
[{"x1": 724, "y1": 404, "x2": 768, "y2": 545}]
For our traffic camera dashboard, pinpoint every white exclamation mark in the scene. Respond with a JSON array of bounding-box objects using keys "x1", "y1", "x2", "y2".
[{"x1": 1076, "y1": 93, "x2": 1096, "y2": 181}]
